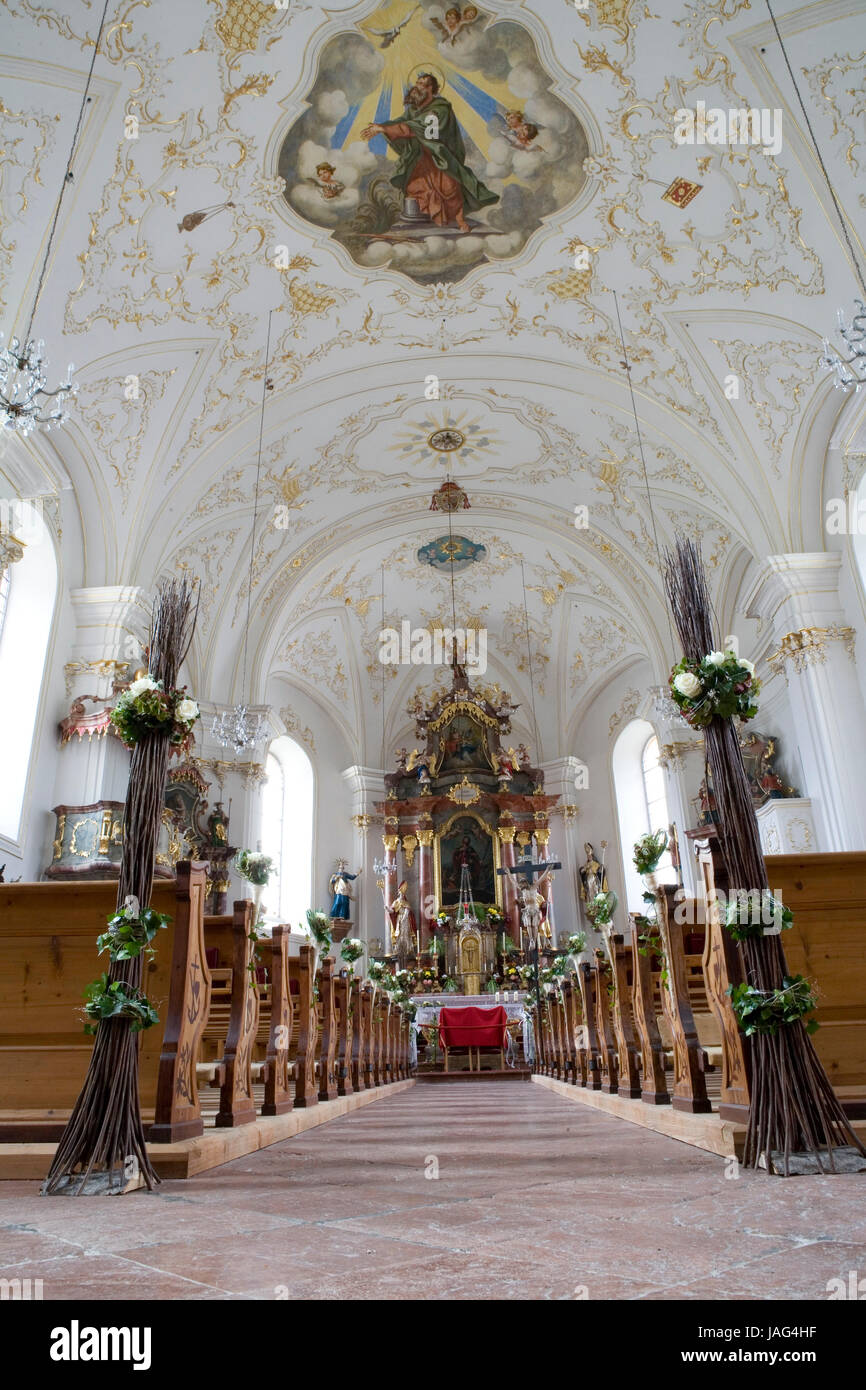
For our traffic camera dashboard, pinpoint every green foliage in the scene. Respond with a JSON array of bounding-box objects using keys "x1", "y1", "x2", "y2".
[
  {"x1": 566, "y1": 931, "x2": 586, "y2": 955},
  {"x1": 724, "y1": 891, "x2": 793, "y2": 943},
  {"x1": 586, "y1": 889, "x2": 618, "y2": 926},
  {"x1": 305, "y1": 907, "x2": 332, "y2": 951},
  {"x1": 340, "y1": 937, "x2": 365, "y2": 963},
  {"x1": 727, "y1": 976, "x2": 819, "y2": 1036},
  {"x1": 96, "y1": 905, "x2": 170, "y2": 962},
  {"x1": 633, "y1": 828, "x2": 668, "y2": 875},
  {"x1": 83, "y1": 974, "x2": 160, "y2": 1034},
  {"x1": 110, "y1": 679, "x2": 199, "y2": 749}
]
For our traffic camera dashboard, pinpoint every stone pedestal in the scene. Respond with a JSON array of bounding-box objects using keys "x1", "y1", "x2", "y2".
[{"x1": 755, "y1": 797, "x2": 817, "y2": 857}]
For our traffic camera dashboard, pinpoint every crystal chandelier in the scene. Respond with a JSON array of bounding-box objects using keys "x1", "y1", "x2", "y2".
[
  {"x1": 0, "y1": 0, "x2": 111, "y2": 436},
  {"x1": 0, "y1": 336, "x2": 76, "y2": 435},
  {"x1": 820, "y1": 302, "x2": 866, "y2": 392},
  {"x1": 650, "y1": 684, "x2": 686, "y2": 726},
  {"x1": 211, "y1": 704, "x2": 267, "y2": 755},
  {"x1": 212, "y1": 312, "x2": 274, "y2": 754}
]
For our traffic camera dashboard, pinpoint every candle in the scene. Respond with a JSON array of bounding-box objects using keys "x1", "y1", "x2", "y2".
[{"x1": 495, "y1": 990, "x2": 501, "y2": 1002}]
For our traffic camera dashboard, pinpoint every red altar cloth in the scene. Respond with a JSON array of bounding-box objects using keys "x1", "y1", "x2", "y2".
[{"x1": 438, "y1": 1005, "x2": 508, "y2": 1049}]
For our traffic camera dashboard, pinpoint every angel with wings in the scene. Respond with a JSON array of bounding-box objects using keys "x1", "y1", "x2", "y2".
[
  {"x1": 432, "y1": 5, "x2": 482, "y2": 45},
  {"x1": 492, "y1": 109, "x2": 545, "y2": 152}
]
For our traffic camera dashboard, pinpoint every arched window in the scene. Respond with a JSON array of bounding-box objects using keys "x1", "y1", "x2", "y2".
[
  {"x1": 0, "y1": 501, "x2": 57, "y2": 841},
  {"x1": 260, "y1": 734, "x2": 314, "y2": 928},
  {"x1": 612, "y1": 718, "x2": 673, "y2": 912}
]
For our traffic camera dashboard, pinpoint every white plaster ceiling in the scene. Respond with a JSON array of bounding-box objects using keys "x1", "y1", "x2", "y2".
[{"x1": 1, "y1": 0, "x2": 865, "y2": 762}]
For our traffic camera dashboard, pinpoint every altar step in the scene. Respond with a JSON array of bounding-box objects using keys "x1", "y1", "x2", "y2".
[{"x1": 415, "y1": 1069, "x2": 532, "y2": 1083}]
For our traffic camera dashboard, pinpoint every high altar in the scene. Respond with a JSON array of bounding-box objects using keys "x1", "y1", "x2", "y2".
[{"x1": 376, "y1": 654, "x2": 560, "y2": 991}]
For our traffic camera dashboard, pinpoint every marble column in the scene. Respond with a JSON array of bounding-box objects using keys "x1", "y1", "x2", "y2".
[
  {"x1": 745, "y1": 553, "x2": 866, "y2": 851},
  {"x1": 417, "y1": 829, "x2": 435, "y2": 945},
  {"x1": 497, "y1": 824, "x2": 519, "y2": 947},
  {"x1": 382, "y1": 833, "x2": 399, "y2": 954}
]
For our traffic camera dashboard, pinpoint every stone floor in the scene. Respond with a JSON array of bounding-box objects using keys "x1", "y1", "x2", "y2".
[{"x1": 2, "y1": 1081, "x2": 865, "y2": 1300}]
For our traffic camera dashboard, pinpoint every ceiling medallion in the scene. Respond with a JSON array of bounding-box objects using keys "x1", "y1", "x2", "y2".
[
  {"x1": 448, "y1": 775, "x2": 481, "y2": 806},
  {"x1": 429, "y1": 428, "x2": 465, "y2": 454},
  {"x1": 417, "y1": 535, "x2": 486, "y2": 573},
  {"x1": 430, "y1": 478, "x2": 470, "y2": 512}
]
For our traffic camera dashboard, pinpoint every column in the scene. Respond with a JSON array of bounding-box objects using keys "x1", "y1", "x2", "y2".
[
  {"x1": 540, "y1": 757, "x2": 584, "y2": 938},
  {"x1": 382, "y1": 833, "x2": 399, "y2": 954},
  {"x1": 655, "y1": 736, "x2": 702, "y2": 898},
  {"x1": 745, "y1": 554, "x2": 866, "y2": 850},
  {"x1": 417, "y1": 828, "x2": 434, "y2": 945},
  {"x1": 52, "y1": 586, "x2": 150, "y2": 809},
  {"x1": 341, "y1": 765, "x2": 386, "y2": 953},
  {"x1": 497, "y1": 822, "x2": 519, "y2": 946}
]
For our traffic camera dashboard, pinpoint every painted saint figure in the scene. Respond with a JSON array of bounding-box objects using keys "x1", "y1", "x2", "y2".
[
  {"x1": 360, "y1": 72, "x2": 498, "y2": 232},
  {"x1": 329, "y1": 859, "x2": 361, "y2": 919}
]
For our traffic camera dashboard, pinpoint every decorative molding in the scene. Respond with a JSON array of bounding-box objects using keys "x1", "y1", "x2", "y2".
[{"x1": 768, "y1": 625, "x2": 856, "y2": 678}]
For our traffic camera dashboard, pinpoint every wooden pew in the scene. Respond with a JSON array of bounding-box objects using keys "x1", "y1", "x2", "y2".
[
  {"x1": 577, "y1": 963, "x2": 602, "y2": 1089},
  {"x1": 552, "y1": 991, "x2": 567, "y2": 1080},
  {"x1": 562, "y1": 978, "x2": 581, "y2": 1084},
  {"x1": 608, "y1": 934, "x2": 641, "y2": 1099},
  {"x1": 0, "y1": 872, "x2": 192, "y2": 1139},
  {"x1": 262, "y1": 925, "x2": 294, "y2": 1116},
  {"x1": 317, "y1": 957, "x2": 339, "y2": 1102},
  {"x1": 655, "y1": 886, "x2": 711, "y2": 1114},
  {"x1": 690, "y1": 836, "x2": 751, "y2": 1122},
  {"x1": 593, "y1": 959, "x2": 619, "y2": 1094},
  {"x1": 215, "y1": 900, "x2": 259, "y2": 1127},
  {"x1": 151, "y1": 862, "x2": 211, "y2": 1142},
  {"x1": 334, "y1": 972, "x2": 355, "y2": 1097},
  {"x1": 293, "y1": 943, "x2": 319, "y2": 1108},
  {"x1": 628, "y1": 915, "x2": 669, "y2": 1106},
  {"x1": 353, "y1": 983, "x2": 372, "y2": 1091}
]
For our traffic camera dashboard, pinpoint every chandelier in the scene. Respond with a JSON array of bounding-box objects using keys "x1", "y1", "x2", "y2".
[
  {"x1": 212, "y1": 312, "x2": 275, "y2": 754},
  {"x1": 820, "y1": 303, "x2": 866, "y2": 392},
  {"x1": 650, "y1": 684, "x2": 687, "y2": 726},
  {"x1": 0, "y1": 336, "x2": 76, "y2": 435},
  {"x1": 0, "y1": 0, "x2": 111, "y2": 436},
  {"x1": 211, "y1": 704, "x2": 268, "y2": 755}
]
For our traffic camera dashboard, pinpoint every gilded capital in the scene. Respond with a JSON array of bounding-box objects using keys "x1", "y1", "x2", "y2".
[
  {"x1": 768, "y1": 625, "x2": 856, "y2": 678},
  {"x1": 497, "y1": 824, "x2": 516, "y2": 844},
  {"x1": 382, "y1": 834, "x2": 400, "y2": 852}
]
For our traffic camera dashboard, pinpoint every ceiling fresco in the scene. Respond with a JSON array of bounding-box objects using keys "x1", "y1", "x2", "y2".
[{"x1": 278, "y1": 0, "x2": 589, "y2": 282}]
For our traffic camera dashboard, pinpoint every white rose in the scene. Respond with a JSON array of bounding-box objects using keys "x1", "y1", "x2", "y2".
[
  {"x1": 673, "y1": 671, "x2": 703, "y2": 699},
  {"x1": 738, "y1": 658, "x2": 756, "y2": 677},
  {"x1": 128, "y1": 675, "x2": 158, "y2": 699},
  {"x1": 705, "y1": 651, "x2": 726, "y2": 667},
  {"x1": 176, "y1": 697, "x2": 199, "y2": 723}
]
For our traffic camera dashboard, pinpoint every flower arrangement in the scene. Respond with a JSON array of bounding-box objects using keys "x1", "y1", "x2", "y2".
[
  {"x1": 368, "y1": 959, "x2": 389, "y2": 984},
  {"x1": 83, "y1": 975, "x2": 160, "y2": 1035},
  {"x1": 518, "y1": 962, "x2": 537, "y2": 988},
  {"x1": 586, "y1": 889, "x2": 618, "y2": 927},
  {"x1": 234, "y1": 850, "x2": 275, "y2": 886},
  {"x1": 728, "y1": 976, "x2": 818, "y2": 1036},
  {"x1": 305, "y1": 908, "x2": 332, "y2": 951},
  {"x1": 566, "y1": 931, "x2": 586, "y2": 956},
  {"x1": 95, "y1": 895, "x2": 170, "y2": 963},
  {"x1": 111, "y1": 675, "x2": 199, "y2": 750},
  {"x1": 435, "y1": 910, "x2": 450, "y2": 928},
  {"x1": 669, "y1": 649, "x2": 760, "y2": 728},
  {"x1": 485, "y1": 906, "x2": 504, "y2": 926},
  {"x1": 724, "y1": 891, "x2": 793, "y2": 944},
  {"x1": 340, "y1": 937, "x2": 364, "y2": 965},
  {"x1": 633, "y1": 829, "x2": 668, "y2": 876},
  {"x1": 502, "y1": 963, "x2": 522, "y2": 988},
  {"x1": 415, "y1": 967, "x2": 438, "y2": 992},
  {"x1": 441, "y1": 975, "x2": 459, "y2": 993}
]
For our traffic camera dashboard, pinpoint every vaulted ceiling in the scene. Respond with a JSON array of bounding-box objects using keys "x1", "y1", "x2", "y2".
[{"x1": 2, "y1": 0, "x2": 864, "y2": 762}]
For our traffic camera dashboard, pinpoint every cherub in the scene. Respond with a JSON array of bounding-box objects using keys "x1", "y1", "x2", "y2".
[
  {"x1": 494, "y1": 109, "x2": 544, "y2": 152},
  {"x1": 311, "y1": 162, "x2": 345, "y2": 201},
  {"x1": 514, "y1": 121, "x2": 541, "y2": 150},
  {"x1": 432, "y1": 4, "x2": 481, "y2": 44}
]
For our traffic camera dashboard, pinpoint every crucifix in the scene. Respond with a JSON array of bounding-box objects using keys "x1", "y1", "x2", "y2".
[{"x1": 497, "y1": 852, "x2": 562, "y2": 1017}]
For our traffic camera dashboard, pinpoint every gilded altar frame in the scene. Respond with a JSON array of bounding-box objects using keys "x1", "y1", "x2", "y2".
[{"x1": 433, "y1": 808, "x2": 502, "y2": 912}]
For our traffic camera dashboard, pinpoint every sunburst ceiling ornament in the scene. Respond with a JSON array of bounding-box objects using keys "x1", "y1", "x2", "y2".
[{"x1": 428, "y1": 427, "x2": 464, "y2": 453}]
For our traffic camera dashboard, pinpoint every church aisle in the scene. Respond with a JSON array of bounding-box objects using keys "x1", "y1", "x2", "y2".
[{"x1": 2, "y1": 1082, "x2": 865, "y2": 1301}]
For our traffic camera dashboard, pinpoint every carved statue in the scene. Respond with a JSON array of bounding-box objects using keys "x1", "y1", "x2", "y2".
[
  {"x1": 207, "y1": 801, "x2": 229, "y2": 846},
  {"x1": 329, "y1": 860, "x2": 361, "y2": 920},
  {"x1": 578, "y1": 843, "x2": 608, "y2": 903},
  {"x1": 389, "y1": 879, "x2": 416, "y2": 957},
  {"x1": 518, "y1": 875, "x2": 551, "y2": 943}
]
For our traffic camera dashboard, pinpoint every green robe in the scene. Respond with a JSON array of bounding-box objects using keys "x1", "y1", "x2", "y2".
[{"x1": 384, "y1": 95, "x2": 499, "y2": 214}]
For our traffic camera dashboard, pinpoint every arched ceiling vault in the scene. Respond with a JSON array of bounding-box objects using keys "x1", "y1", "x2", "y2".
[{"x1": 1, "y1": 0, "x2": 862, "y2": 760}]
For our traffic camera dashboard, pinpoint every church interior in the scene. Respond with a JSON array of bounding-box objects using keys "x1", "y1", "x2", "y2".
[{"x1": 1, "y1": 0, "x2": 866, "y2": 1328}]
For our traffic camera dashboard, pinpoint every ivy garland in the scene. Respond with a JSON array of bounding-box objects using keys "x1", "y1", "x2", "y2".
[
  {"x1": 83, "y1": 975, "x2": 160, "y2": 1035},
  {"x1": 727, "y1": 977, "x2": 819, "y2": 1037},
  {"x1": 724, "y1": 890, "x2": 793, "y2": 943},
  {"x1": 96, "y1": 900, "x2": 170, "y2": 962}
]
